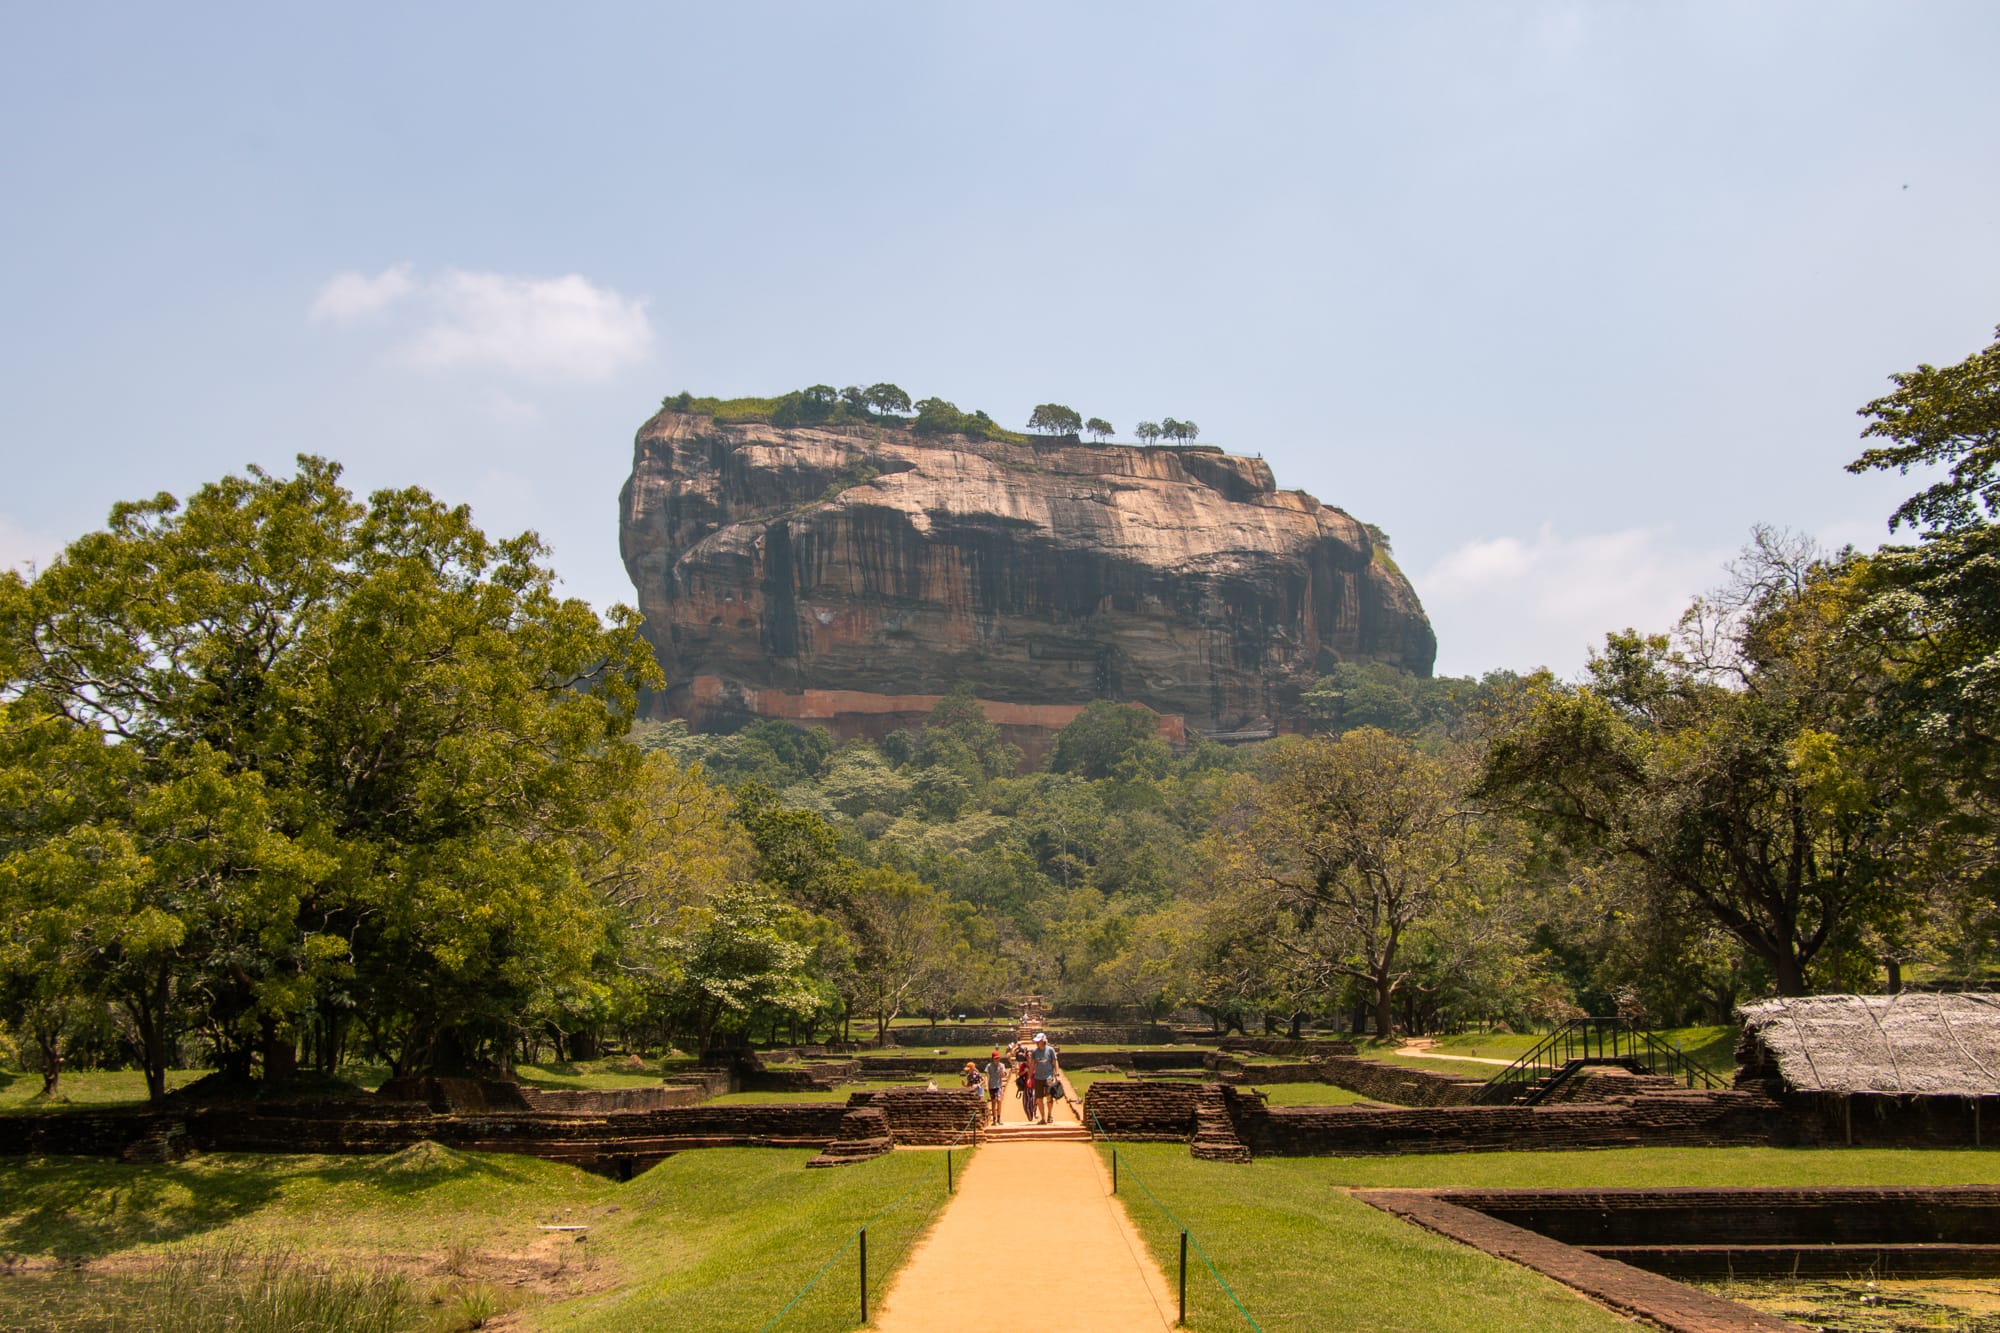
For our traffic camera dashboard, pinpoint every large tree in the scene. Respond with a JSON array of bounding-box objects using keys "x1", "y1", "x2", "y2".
[
  {"x1": 1225, "y1": 730, "x2": 1482, "y2": 1036},
  {"x1": 1845, "y1": 324, "x2": 2000, "y2": 828},
  {"x1": 0, "y1": 457, "x2": 660, "y2": 1086},
  {"x1": 1481, "y1": 535, "x2": 1910, "y2": 995},
  {"x1": 1027, "y1": 403, "x2": 1083, "y2": 436}
]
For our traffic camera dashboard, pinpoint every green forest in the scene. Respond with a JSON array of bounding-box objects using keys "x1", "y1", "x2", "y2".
[{"x1": 2, "y1": 328, "x2": 1996, "y2": 1099}]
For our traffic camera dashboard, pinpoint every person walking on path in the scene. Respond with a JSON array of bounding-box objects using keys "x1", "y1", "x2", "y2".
[
  {"x1": 984, "y1": 1050, "x2": 1006, "y2": 1125},
  {"x1": 1030, "y1": 1032, "x2": 1061, "y2": 1125},
  {"x1": 1016, "y1": 1052, "x2": 1037, "y2": 1123}
]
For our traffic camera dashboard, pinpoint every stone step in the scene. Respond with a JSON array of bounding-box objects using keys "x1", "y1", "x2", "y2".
[{"x1": 984, "y1": 1123, "x2": 1092, "y2": 1142}]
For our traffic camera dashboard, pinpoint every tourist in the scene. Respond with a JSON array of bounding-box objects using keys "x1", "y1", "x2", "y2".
[
  {"x1": 985, "y1": 1050, "x2": 1006, "y2": 1124},
  {"x1": 1017, "y1": 1053, "x2": 1037, "y2": 1123},
  {"x1": 1031, "y1": 1032, "x2": 1061, "y2": 1124}
]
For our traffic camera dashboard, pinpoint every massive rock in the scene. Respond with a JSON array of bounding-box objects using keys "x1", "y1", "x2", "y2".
[{"x1": 618, "y1": 410, "x2": 1434, "y2": 742}]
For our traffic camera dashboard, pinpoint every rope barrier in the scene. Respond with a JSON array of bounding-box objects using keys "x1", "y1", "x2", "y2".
[
  {"x1": 1090, "y1": 1109, "x2": 1265, "y2": 1331},
  {"x1": 758, "y1": 1101, "x2": 985, "y2": 1332}
]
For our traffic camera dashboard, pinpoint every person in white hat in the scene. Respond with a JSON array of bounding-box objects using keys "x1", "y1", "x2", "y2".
[{"x1": 1030, "y1": 1033, "x2": 1061, "y2": 1124}]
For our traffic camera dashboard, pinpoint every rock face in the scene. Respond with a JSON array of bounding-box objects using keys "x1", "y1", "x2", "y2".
[{"x1": 618, "y1": 410, "x2": 1435, "y2": 741}]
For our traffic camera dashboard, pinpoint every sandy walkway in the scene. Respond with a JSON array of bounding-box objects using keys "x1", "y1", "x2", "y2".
[
  {"x1": 1397, "y1": 1039, "x2": 1514, "y2": 1067},
  {"x1": 872, "y1": 1086, "x2": 1173, "y2": 1331}
]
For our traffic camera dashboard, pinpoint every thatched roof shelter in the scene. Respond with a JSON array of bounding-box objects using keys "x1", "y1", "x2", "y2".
[{"x1": 1738, "y1": 993, "x2": 2000, "y2": 1096}]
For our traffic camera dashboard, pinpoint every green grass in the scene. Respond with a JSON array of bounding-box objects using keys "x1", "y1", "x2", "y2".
[
  {"x1": 1102, "y1": 1144, "x2": 1632, "y2": 1333},
  {"x1": 0, "y1": 1146, "x2": 954, "y2": 1332},
  {"x1": 1243, "y1": 1082, "x2": 1375, "y2": 1107},
  {"x1": 512, "y1": 1061, "x2": 671, "y2": 1092},
  {"x1": 1100, "y1": 1145, "x2": 2000, "y2": 1333},
  {"x1": 534, "y1": 1148, "x2": 952, "y2": 1332},
  {"x1": 0, "y1": 1066, "x2": 211, "y2": 1114}
]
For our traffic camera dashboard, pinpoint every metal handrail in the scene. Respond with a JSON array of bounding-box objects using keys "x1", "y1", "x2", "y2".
[{"x1": 1475, "y1": 1018, "x2": 1726, "y2": 1104}]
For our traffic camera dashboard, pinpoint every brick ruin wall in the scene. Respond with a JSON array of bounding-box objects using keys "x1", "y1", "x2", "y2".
[
  {"x1": 1082, "y1": 1080, "x2": 1199, "y2": 1140},
  {"x1": 0, "y1": 1086, "x2": 989, "y2": 1176},
  {"x1": 852, "y1": 1088, "x2": 984, "y2": 1145},
  {"x1": 1441, "y1": 1186, "x2": 2000, "y2": 1247},
  {"x1": 860, "y1": 1050, "x2": 1205, "y2": 1077},
  {"x1": 1224, "y1": 1087, "x2": 1794, "y2": 1156}
]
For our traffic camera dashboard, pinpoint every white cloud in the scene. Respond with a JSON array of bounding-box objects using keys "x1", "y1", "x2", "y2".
[
  {"x1": 309, "y1": 264, "x2": 414, "y2": 323},
  {"x1": 1418, "y1": 523, "x2": 1727, "y2": 678},
  {"x1": 400, "y1": 270, "x2": 653, "y2": 382},
  {"x1": 309, "y1": 265, "x2": 655, "y2": 383}
]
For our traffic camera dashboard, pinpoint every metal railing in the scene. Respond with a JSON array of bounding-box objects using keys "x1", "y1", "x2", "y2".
[
  {"x1": 758, "y1": 1106, "x2": 983, "y2": 1331},
  {"x1": 1473, "y1": 1017, "x2": 1727, "y2": 1105},
  {"x1": 1090, "y1": 1109, "x2": 1264, "y2": 1330}
]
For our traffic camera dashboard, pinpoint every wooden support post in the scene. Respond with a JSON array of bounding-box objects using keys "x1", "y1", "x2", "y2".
[
  {"x1": 1844, "y1": 1095, "x2": 1853, "y2": 1146},
  {"x1": 859, "y1": 1226, "x2": 868, "y2": 1323}
]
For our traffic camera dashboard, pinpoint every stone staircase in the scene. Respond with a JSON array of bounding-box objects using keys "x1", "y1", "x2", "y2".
[
  {"x1": 1189, "y1": 1087, "x2": 1252, "y2": 1162},
  {"x1": 985, "y1": 1120, "x2": 1091, "y2": 1143}
]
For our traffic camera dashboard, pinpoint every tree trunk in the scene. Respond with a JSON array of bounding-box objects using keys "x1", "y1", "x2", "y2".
[
  {"x1": 260, "y1": 1016, "x2": 298, "y2": 1084},
  {"x1": 34, "y1": 1029, "x2": 62, "y2": 1099},
  {"x1": 1771, "y1": 949, "x2": 1808, "y2": 997},
  {"x1": 1373, "y1": 975, "x2": 1396, "y2": 1039}
]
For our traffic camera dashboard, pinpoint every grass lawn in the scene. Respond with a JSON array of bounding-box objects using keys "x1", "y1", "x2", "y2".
[
  {"x1": 0, "y1": 1067, "x2": 211, "y2": 1115},
  {"x1": 1099, "y1": 1145, "x2": 2000, "y2": 1333},
  {"x1": 0, "y1": 1145, "x2": 954, "y2": 1332},
  {"x1": 1102, "y1": 1144, "x2": 1632, "y2": 1333},
  {"x1": 512, "y1": 1062, "x2": 674, "y2": 1093},
  {"x1": 1243, "y1": 1083, "x2": 1376, "y2": 1107}
]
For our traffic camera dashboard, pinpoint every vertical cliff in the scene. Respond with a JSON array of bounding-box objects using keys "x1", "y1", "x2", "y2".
[{"x1": 619, "y1": 409, "x2": 1435, "y2": 741}]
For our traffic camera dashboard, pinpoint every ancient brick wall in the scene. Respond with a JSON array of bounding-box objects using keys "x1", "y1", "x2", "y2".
[
  {"x1": 0, "y1": 1109, "x2": 188, "y2": 1156},
  {"x1": 1082, "y1": 1081, "x2": 1199, "y2": 1140},
  {"x1": 515, "y1": 1085, "x2": 705, "y2": 1114},
  {"x1": 1440, "y1": 1186, "x2": 2000, "y2": 1246},
  {"x1": 1224, "y1": 1088, "x2": 1790, "y2": 1157},
  {"x1": 888, "y1": 1026, "x2": 1018, "y2": 1047},
  {"x1": 853, "y1": 1088, "x2": 984, "y2": 1144}
]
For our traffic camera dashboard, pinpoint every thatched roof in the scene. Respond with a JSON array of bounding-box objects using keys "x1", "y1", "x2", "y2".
[{"x1": 1739, "y1": 993, "x2": 2000, "y2": 1096}]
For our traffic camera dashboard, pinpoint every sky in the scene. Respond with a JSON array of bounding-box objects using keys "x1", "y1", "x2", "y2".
[{"x1": 2, "y1": 5, "x2": 1996, "y2": 679}]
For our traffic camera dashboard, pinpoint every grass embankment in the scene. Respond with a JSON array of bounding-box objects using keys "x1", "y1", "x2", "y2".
[
  {"x1": 1103, "y1": 1145, "x2": 2000, "y2": 1333},
  {"x1": 0, "y1": 1146, "x2": 954, "y2": 1333}
]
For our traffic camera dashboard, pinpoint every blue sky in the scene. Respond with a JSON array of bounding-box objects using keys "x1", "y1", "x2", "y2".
[{"x1": 3, "y1": 4, "x2": 1996, "y2": 677}]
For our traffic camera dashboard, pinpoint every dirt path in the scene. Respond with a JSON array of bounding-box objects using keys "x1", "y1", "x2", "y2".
[
  {"x1": 1396, "y1": 1039, "x2": 1514, "y2": 1067},
  {"x1": 872, "y1": 1085, "x2": 1173, "y2": 1332}
]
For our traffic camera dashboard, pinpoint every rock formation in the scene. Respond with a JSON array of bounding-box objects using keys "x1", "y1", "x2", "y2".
[{"x1": 618, "y1": 409, "x2": 1435, "y2": 743}]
